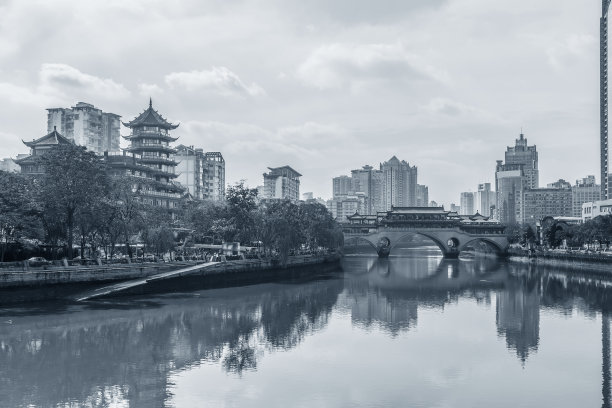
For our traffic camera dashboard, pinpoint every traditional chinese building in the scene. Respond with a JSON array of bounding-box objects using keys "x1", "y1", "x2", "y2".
[
  {"x1": 16, "y1": 126, "x2": 73, "y2": 175},
  {"x1": 107, "y1": 99, "x2": 184, "y2": 209}
]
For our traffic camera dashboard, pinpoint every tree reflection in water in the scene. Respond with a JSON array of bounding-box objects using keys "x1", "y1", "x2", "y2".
[
  {"x1": 3, "y1": 256, "x2": 612, "y2": 407},
  {"x1": 0, "y1": 278, "x2": 343, "y2": 407}
]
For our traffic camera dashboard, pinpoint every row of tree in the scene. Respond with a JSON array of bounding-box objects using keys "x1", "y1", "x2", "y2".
[
  {"x1": 0, "y1": 143, "x2": 343, "y2": 262},
  {"x1": 505, "y1": 215, "x2": 612, "y2": 249}
]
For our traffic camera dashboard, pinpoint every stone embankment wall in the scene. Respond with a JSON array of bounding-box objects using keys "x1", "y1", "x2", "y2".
[
  {"x1": 0, "y1": 254, "x2": 341, "y2": 289},
  {"x1": 508, "y1": 248, "x2": 612, "y2": 274},
  {"x1": 0, "y1": 261, "x2": 208, "y2": 288}
]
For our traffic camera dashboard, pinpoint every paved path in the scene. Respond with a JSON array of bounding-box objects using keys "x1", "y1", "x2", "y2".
[{"x1": 75, "y1": 261, "x2": 220, "y2": 301}]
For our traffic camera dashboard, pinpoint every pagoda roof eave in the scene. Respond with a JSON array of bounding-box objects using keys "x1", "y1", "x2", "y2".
[{"x1": 122, "y1": 100, "x2": 180, "y2": 129}]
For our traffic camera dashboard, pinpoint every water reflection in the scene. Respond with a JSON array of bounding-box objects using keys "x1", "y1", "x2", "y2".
[
  {"x1": 2, "y1": 254, "x2": 612, "y2": 407},
  {"x1": 0, "y1": 279, "x2": 343, "y2": 407}
]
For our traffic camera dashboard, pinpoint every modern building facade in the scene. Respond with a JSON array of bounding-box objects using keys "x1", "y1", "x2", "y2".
[
  {"x1": 47, "y1": 102, "x2": 120, "y2": 154},
  {"x1": 380, "y1": 156, "x2": 418, "y2": 209},
  {"x1": 107, "y1": 100, "x2": 184, "y2": 209},
  {"x1": 582, "y1": 199, "x2": 612, "y2": 221},
  {"x1": 475, "y1": 183, "x2": 496, "y2": 217},
  {"x1": 174, "y1": 145, "x2": 205, "y2": 199},
  {"x1": 460, "y1": 192, "x2": 475, "y2": 215},
  {"x1": 516, "y1": 184, "x2": 573, "y2": 225},
  {"x1": 332, "y1": 175, "x2": 352, "y2": 198},
  {"x1": 203, "y1": 152, "x2": 225, "y2": 201},
  {"x1": 416, "y1": 184, "x2": 429, "y2": 207},
  {"x1": 263, "y1": 166, "x2": 301, "y2": 202},
  {"x1": 572, "y1": 176, "x2": 601, "y2": 218},
  {"x1": 495, "y1": 133, "x2": 539, "y2": 224},
  {"x1": 504, "y1": 133, "x2": 539, "y2": 189},
  {"x1": 327, "y1": 193, "x2": 367, "y2": 221}
]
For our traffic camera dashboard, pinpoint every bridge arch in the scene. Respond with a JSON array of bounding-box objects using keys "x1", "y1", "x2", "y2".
[
  {"x1": 459, "y1": 237, "x2": 508, "y2": 256},
  {"x1": 343, "y1": 236, "x2": 379, "y2": 253},
  {"x1": 387, "y1": 232, "x2": 449, "y2": 257}
]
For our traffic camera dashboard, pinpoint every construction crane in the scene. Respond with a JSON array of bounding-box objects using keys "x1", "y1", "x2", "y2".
[{"x1": 602, "y1": 0, "x2": 611, "y2": 200}]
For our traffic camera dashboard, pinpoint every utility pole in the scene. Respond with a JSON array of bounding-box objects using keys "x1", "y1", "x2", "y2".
[{"x1": 601, "y1": 0, "x2": 611, "y2": 200}]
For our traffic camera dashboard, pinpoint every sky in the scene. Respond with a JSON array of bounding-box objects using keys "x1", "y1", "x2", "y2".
[{"x1": 0, "y1": 0, "x2": 604, "y2": 205}]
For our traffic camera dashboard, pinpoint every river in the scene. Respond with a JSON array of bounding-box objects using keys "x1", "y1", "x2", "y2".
[{"x1": 0, "y1": 247, "x2": 609, "y2": 407}]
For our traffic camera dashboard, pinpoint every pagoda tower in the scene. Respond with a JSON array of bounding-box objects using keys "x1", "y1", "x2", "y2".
[{"x1": 118, "y1": 99, "x2": 184, "y2": 209}]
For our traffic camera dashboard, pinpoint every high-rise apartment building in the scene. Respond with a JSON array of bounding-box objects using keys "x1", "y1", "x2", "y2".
[
  {"x1": 380, "y1": 156, "x2": 418, "y2": 209},
  {"x1": 263, "y1": 166, "x2": 301, "y2": 202},
  {"x1": 332, "y1": 175, "x2": 352, "y2": 198},
  {"x1": 47, "y1": 102, "x2": 120, "y2": 154},
  {"x1": 173, "y1": 147, "x2": 225, "y2": 201},
  {"x1": 572, "y1": 176, "x2": 601, "y2": 218},
  {"x1": 203, "y1": 152, "x2": 225, "y2": 201},
  {"x1": 327, "y1": 193, "x2": 367, "y2": 220},
  {"x1": 174, "y1": 145, "x2": 205, "y2": 199},
  {"x1": 460, "y1": 192, "x2": 475, "y2": 215}
]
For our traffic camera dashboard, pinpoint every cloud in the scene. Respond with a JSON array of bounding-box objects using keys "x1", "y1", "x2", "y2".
[
  {"x1": 420, "y1": 97, "x2": 502, "y2": 124},
  {"x1": 547, "y1": 34, "x2": 596, "y2": 70},
  {"x1": 278, "y1": 0, "x2": 447, "y2": 24},
  {"x1": 138, "y1": 82, "x2": 164, "y2": 97},
  {"x1": 39, "y1": 63, "x2": 130, "y2": 99},
  {"x1": 297, "y1": 42, "x2": 448, "y2": 90},
  {"x1": 164, "y1": 67, "x2": 265, "y2": 97}
]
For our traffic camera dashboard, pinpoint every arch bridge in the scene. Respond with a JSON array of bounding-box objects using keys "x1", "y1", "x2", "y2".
[{"x1": 342, "y1": 207, "x2": 509, "y2": 258}]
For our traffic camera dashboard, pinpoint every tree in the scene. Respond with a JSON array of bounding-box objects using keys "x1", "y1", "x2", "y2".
[
  {"x1": 226, "y1": 181, "x2": 259, "y2": 243},
  {"x1": 0, "y1": 171, "x2": 41, "y2": 261},
  {"x1": 38, "y1": 144, "x2": 110, "y2": 259}
]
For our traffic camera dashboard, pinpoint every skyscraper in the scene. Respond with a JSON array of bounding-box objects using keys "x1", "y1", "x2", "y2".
[
  {"x1": 416, "y1": 184, "x2": 429, "y2": 207},
  {"x1": 475, "y1": 183, "x2": 496, "y2": 217},
  {"x1": 504, "y1": 133, "x2": 539, "y2": 189},
  {"x1": 380, "y1": 156, "x2": 418, "y2": 209},
  {"x1": 460, "y1": 192, "x2": 475, "y2": 215},
  {"x1": 47, "y1": 102, "x2": 120, "y2": 154},
  {"x1": 495, "y1": 133, "x2": 539, "y2": 224}
]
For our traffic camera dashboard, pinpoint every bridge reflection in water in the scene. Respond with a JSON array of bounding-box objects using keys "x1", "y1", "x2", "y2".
[{"x1": 0, "y1": 254, "x2": 611, "y2": 407}]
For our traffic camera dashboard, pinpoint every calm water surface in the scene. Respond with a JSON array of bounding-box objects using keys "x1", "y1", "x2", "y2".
[{"x1": 0, "y1": 247, "x2": 610, "y2": 407}]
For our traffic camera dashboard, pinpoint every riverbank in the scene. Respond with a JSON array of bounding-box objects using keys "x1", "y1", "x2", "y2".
[
  {"x1": 0, "y1": 254, "x2": 342, "y2": 304},
  {"x1": 507, "y1": 248, "x2": 612, "y2": 274}
]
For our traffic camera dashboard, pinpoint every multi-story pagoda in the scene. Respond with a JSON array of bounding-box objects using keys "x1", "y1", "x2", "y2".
[{"x1": 107, "y1": 99, "x2": 184, "y2": 209}]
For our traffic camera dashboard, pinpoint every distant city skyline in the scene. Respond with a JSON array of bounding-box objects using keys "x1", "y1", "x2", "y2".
[{"x1": 0, "y1": 1, "x2": 604, "y2": 205}]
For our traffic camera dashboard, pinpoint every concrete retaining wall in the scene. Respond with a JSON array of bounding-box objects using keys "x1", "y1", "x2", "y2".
[{"x1": 0, "y1": 261, "x2": 207, "y2": 288}]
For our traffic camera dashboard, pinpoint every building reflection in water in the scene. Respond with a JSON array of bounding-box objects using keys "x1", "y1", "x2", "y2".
[
  {"x1": 0, "y1": 279, "x2": 344, "y2": 408},
  {"x1": 495, "y1": 275, "x2": 540, "y2": 363},
  {"x1": 3, "y1": 253, "x2": 612, "y2": 407}
]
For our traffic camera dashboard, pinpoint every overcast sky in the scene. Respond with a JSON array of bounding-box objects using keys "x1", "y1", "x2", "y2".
[{"x1": 0, "y1": 0, "x2": 603, "y2": 205}]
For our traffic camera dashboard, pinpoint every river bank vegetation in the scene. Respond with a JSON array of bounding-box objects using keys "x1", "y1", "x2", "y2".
[{"x1": 0, "y1": 144, "x2": 343, "y2": 262}]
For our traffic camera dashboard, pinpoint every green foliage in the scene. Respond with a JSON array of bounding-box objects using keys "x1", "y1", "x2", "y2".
[
  {"x1": 4, "y1": 153, "x2": 341, "y2": 262},
  {"x1": 0, "y1": 171, "x2": 41, "y2": 261}
]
